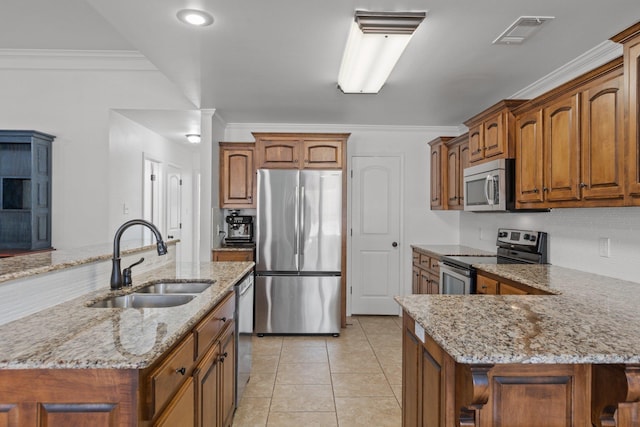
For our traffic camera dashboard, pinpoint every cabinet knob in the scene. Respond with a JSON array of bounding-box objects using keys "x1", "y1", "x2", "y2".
[
  {"x1": 543, "y1": 187, "x2": 549, "y2": 192},
  {"x1": 220, "y1": 317, "x2": 227, "y2": 322},
  {"x1": 175, "y1": 367, "x2": 186, "y2": 376},
  {"x1": 533, "y1": 188, "x2": 539, "y2": 193},
  {"x1": 219, "y1": 352, "x2": 229, "y2": 363},
  {"x1": 579, "y1": 182, "x2": 587, "y2": 188}
]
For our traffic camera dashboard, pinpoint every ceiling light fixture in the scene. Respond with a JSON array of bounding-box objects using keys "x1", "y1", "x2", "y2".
[
  {"x1": 338, "y1": 10, "x2": 426, "y2": 94},
  {"x1": 186, "y1": 134, "x2": 201, "y2": 144},
  {"x1": 176, "y1": 9, "x2": 214, "y2": 27},
  {"x1": 493, "y1": 16, "x2": 555, "y2": 45}
]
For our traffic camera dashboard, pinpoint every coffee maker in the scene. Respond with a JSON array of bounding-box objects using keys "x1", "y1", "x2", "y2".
[{"x1": 224, "y1": 211, "x2": 254, "y2": 246}]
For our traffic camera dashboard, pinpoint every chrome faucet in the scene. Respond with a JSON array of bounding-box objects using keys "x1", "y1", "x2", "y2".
[{"x1": 110, "y1": 219, "x2": 168, "y2": 290}]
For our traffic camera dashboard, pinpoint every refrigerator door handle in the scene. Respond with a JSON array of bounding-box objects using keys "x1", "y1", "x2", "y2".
[
  {"x1": 299, "y1": 186, "x2": 305, "y2": 256},
  {"x1": 294, "y1": 185, "x2": 300, "y2": 267}
]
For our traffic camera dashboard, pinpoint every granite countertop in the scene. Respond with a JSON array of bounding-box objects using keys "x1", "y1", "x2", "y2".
[
  {"x1": 0, "y1": 239, "x2": 179, "y2": 285},
  {"x1": 411, "y1": 244, "x2": 495, "y2": 257},
  {"x1": 0, "y1": 261, "x2": 254, "y2": 370},
  {"x1": 396, "y1": 264, "x2": 640, "y2": 365}
]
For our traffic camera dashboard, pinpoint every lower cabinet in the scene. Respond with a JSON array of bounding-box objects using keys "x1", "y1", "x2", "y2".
[
  {"x1": 412, "y1": 248, "x2": 440, "y2": 294},
  {"x1": 403, "y1": 311, "x2": 593, "y2": 427},
  {"x1": 0, "y1": 290, "x2": 237, "y2": 427},
  {"x1": 476, "y1": 272, "x2": 552, "y2": 295},
  {"x1": 211, "y1": 248, "x2": 254, "y2": 262}
]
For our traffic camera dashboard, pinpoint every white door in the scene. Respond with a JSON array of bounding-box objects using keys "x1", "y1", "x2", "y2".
[
  {"x1": 143, "y1": 157, "x2": 162, "y2": 244},
  {"x1": 166, "y1": 165, "x2": 182, "y2": 241},
  {"x1": 350, "y1": 156, "x2": 402, "y2": 315}
]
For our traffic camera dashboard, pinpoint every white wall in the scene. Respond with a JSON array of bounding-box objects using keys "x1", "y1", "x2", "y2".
[
  {"x1": 108, "y1": 112, "x2": 197, "y2": 262},
  {"x1": 0, "y1": 63, "x2": 195, "y2": 249},
  {"x1": 224, "y1": 123, "x2": 462, "y2": 296}
]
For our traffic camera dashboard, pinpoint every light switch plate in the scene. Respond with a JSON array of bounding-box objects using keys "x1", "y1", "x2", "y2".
[{"x1": 598, "y1": 237, "x2": 610, "y2": 258}]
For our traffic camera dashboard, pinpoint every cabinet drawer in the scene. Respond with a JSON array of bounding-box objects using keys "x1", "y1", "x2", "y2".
[
  {"x1": 477, "y1": 275, "x2": 498, "y2": 295},
  {"x1": 195, "y1": 291, "x2": 235, "y2": 358},
  {"x1": 212, "y1": 249, "x2": 254, "y2": 262},
  {"x1": 429, "y1": 257, "x2": 439, "y2": 272},
  {"x1": 149, "y1": 333, "x2": 195, "y2": 418},
  {"x1": 500, "y1": 283, "x2": 529, "y2": 295},
  {"x1": 419, "y1": 254, "x2": 431, "y2": 269},
  {"x1": 412, "y1": 251, "x2": 420, "y2": 266}
]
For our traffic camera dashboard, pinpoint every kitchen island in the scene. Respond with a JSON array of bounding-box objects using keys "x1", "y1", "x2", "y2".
[
  {"x1": 0, "y1": 243, "x2": 253, "y2": 426},
  {"x1": 396, "y1": 264, "x2": 640, "y2": 427}
]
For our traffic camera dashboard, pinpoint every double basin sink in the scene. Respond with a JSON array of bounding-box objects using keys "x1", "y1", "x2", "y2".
[{"x1": 89, "y1": 281, "x2": 214, "y2": 309}]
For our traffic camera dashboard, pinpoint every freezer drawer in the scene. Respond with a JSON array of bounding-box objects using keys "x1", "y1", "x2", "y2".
[{"x1": 255, "y1": 275, "x2": 341, "y2": 335}]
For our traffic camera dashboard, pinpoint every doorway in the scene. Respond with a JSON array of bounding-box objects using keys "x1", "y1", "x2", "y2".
[{"x1": 350, "y1": 156, "x2": 402, "y2": 315}]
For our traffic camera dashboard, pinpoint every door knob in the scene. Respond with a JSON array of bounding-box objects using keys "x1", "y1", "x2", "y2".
[{"x1": 392, "y1": 242, "x2": 398, "y2": 248}]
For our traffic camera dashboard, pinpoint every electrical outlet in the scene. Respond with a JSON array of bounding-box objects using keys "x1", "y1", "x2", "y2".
[{"x1": 598, "y1": 237, "x2": 610, "y2": 258}]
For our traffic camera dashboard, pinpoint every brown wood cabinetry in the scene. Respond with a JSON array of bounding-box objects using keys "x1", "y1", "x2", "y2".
[
  {"x1": 475, "y1": 272, "x2": 552, "y2": 295},
  {"x1": 0, "y1": 290, "x2": 238, "y2": 427},
  {"x1": 464, "y1": 100, "x2": 526, "y2": 165},
  {"x1": 411, "y1": 248, "x2": 439, "y2": 294},
  {"x1": 219, "y1": 143, "x2": 255, "y2": 208},
  {"x1": 402, "y1": 311, "x2": 591, "y2": 427},
  {"x1": 428, "y1": 134, "x2": 468, "y2": 211},
  {"x1": 212, "y1": 248, "x2": 254, "y2": 262},
  {"x1": 612, "y1": 22, "x2": 640, "y2": 205},
  {"x1": 253, "y1": 133, "x2": 348, "y2": 170},
  {"x1": 515, "y1": 58, "x2": 625, "y2": 209}
]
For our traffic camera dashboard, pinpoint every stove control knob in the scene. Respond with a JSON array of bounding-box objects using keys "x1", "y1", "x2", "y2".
[
  {"x1": 529, "y1": 235, "x2": 537, "y2": 242},
  {"x1": 498, "y1": 231, "x2": 507, "y2": 238},
  {"x1": 523, "y1": 234, "x2": 530, "y2": 241}
]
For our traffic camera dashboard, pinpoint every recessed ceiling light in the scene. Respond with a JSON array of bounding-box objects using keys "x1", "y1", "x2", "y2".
[
  {"x1": 177, "y1": 9, "x2": 214, "y2": 27},
  {"x1": 186, "y1": 134, "x2": 201, "y2": 144},
  {"x1": 493, "y1": 16, "x2": 554, "y2": 45}
]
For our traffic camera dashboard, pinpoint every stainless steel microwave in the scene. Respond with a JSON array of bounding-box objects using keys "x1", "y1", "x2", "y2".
[{"x1": 463, "y1": 158, "x2": 515, "y2": 212}]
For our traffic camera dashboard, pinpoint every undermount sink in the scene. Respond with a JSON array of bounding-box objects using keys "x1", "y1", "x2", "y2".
[
  {"x1": 136, "y1": 281, "x2": 214, "y2": 294},
  {"x1": 89, "y1": 294, "x2": 196, "y2": 309}
]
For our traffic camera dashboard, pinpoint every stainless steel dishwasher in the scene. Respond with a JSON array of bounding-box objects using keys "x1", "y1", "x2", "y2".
[{"x1": 235, "y1": 273, "x2": 253, "y2": 406}]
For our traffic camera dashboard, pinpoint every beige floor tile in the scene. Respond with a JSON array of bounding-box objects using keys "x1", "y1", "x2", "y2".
[
  {"x1": 381, "y1": 363, "x2": 402, "y2": 385},
  {"x1": 267, "y1": 412, "x2": 338, "y2": 426},
  {"x1": 360, "y1": 322, "x2": 401, "y2": 335},
  {"x1": 252, "y1": 336, "x2": 283, "y2": 355},
  {"x1": 270, "y1": 384, "x2": 335, "y2": 412},
  {"x1": 373, "y1": 346, "x2": 403, "y2": 368},
  {"x1": 390, "y1": 383, "x2": 402, "y2": 407},
  {"x1": 232, "y1": 397, "x2": 271, "y2": 426},
  {"x1": 335, "y1": 397, "x2": 401, "y2": 427},
  {"x1": 244, "y1": 373, "x2": 276, "y2": 398},
  {"x1": 276, "y1": 362, "x2": 331, "y2": 384},
  {"x1": 328, "y1": 351, "x2": 383, "y2": 374},
  {"x1": 331, "y1": 372, "x2": 394, "y2": 397},
  {"x1": 282, "y1": 336, "x2": 328, "y2": 349},
  {"x1": 366, "y1": 333, "x2": 402, "y2": 350},
  {"x1": 280, "y1": 345, "x2": 328, "y2": 364},
  {"x1": 252, "y1": 354, "x2": 280, "y2": 373}
]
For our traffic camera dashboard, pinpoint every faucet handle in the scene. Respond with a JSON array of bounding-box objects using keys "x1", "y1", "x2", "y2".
[{"x1": 122, "y1": 257, "x2": 145, "y2": 287}]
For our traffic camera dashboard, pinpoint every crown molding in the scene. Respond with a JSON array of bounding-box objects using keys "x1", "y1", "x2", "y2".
[
  {"x1": 510, "y1": 40, "x2": 623, "y2": 99},
  {"x1": 224, "y1": 122, "x2": 462, "y2": 136},
  {"x1": 0, "y1": 49, "x2": 156, "y2": 71}
]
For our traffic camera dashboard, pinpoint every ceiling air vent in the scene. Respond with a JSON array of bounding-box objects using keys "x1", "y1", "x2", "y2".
[{"x1": 493, "y1": 16, "x2": 555, "y2": 45}]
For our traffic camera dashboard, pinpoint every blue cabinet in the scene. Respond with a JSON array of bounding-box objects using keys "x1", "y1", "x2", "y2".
[{"x1": 0, "y1": 130, "x2": 55, "y2": 250}]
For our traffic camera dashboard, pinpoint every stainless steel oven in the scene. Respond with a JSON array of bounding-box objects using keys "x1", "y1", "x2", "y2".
[{"x1": 439, "y1": 229, "x2": 548, "y2": 295}]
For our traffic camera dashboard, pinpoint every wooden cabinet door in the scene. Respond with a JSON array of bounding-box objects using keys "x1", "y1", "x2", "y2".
[
  {"x1": 580, "y1": 72, "x2": 625, "y2": 203},
  {"x1": 500, "y1": 283, "x2": 528, "y2": 295},
  {"x1": 446, "y1": 144, "x2": 460, "y2": 208},
  {"x1": 421, "y1": 342, "x2": 444, "y2": 427},
  {"x1": 625, "y1": 33, "x2": 640, "y2": 202},
  {"x1": 219, "y1": 323, "x2": 236, "y2": 427},
  {"x1": 476, "y1": 275, "x2": 498, "y2": 295},
  {"x1": 430, "y1": 143, "x2": 443, "y2": 209},
  {"x1": 220, "y1": 144, "x2": 255, "y2": 208},
  {"x1": 515, "y1": 109, "x2": 545, "y2": 204},
  {"x1": 544, "y1": 94, "x2": 581, "y2": 203},
  {"x1": 459, "y1": 141, "x2": 470, "y2": 206},
  {"x1": 301, "y1": 139, "x2": 343, "y2": 169},
  {"x1": 483, "y1": 113, "x2": 505, "y2": 159},
  {"x1": 256, "y1": 138, "x2": 300, "y2": 169},
  {"x1": 154, "y1": 377, "x2": 196, "y2": 427},
  {"x1": 468, "y1": 125, "x2": 484, "y2": 163},
  {"x1": 412, "y1": 266, "x2": 421, "y2": 294},
  {"x1": 195, "y1": 342, "x2": 220, "y2": 427},
  {"x1": 402, "y1": 317, "x2": 422, "y2": 427},
  {"x1": 428, "y1": 274, "x2": 440, "y2": 295},
  {"x1": 212, "y1": 249, "x2": 254, "y2": 262},
  {"x1": 419, "y1": 271, "x2": 430, "y2": 295}
]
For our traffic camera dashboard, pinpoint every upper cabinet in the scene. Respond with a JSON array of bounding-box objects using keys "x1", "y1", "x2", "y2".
[
  {"x1": 612, "y1": 22, "x2": 640, "y2": 206},
  {"x1": 464, "y1": 100, "x2": 526, "y2": 165},
  {"x1": 219, "y1": 143, "x2": 255, "y2": 208},
  {"x1": 514, "y1": 58, "x2": 625, "y2": 209},
  {"x1": 0, "y1": 130, "x2": 55, "y2": 251},
  {"x1": 253, "y1": 133, "x2": 349, "y2": 170},
  {"x1": 427, "y1": 134, "x2": 468, "y2": 211}
]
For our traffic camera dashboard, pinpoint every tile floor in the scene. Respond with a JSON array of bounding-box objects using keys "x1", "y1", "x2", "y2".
[{"x1": 232, "y1": 315, "x2": 403, "y2": 427}]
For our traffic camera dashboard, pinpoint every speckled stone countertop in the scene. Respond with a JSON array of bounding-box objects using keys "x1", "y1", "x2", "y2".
[
  {"x1": 0, "y1": 261, "x2": 253, "y2": 369},
  {"x1": 396, "y1": 264, "x2": 640, "y2": 365},
  {"x1": 411, "y1": 244, "x2": 495, "y2": 257},
  {"x1": 0, "y1": 240, "x2": 179, "y2": 284}
]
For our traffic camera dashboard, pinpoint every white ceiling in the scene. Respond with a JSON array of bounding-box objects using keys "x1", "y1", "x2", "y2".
[{"x1": 2, "y1": 0, "x2": 640, "y2": 139}]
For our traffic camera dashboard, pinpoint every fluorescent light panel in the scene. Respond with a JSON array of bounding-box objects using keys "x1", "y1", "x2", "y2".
[
  {"x1": 493, "y1": 16, "x2": 554, "y2": 45},
  {"x1": 338, "y1": 11, "x2": 426, "y2": 94}
]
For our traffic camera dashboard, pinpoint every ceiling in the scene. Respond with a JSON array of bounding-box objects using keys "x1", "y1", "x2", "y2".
[{"x1": 2, "y1": 0, "x2": 640, "y2": 140}]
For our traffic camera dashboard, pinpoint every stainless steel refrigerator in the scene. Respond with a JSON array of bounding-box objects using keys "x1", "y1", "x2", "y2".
[{"x1": 255, "y1": 169, "x2": 342, "y2": 335}]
